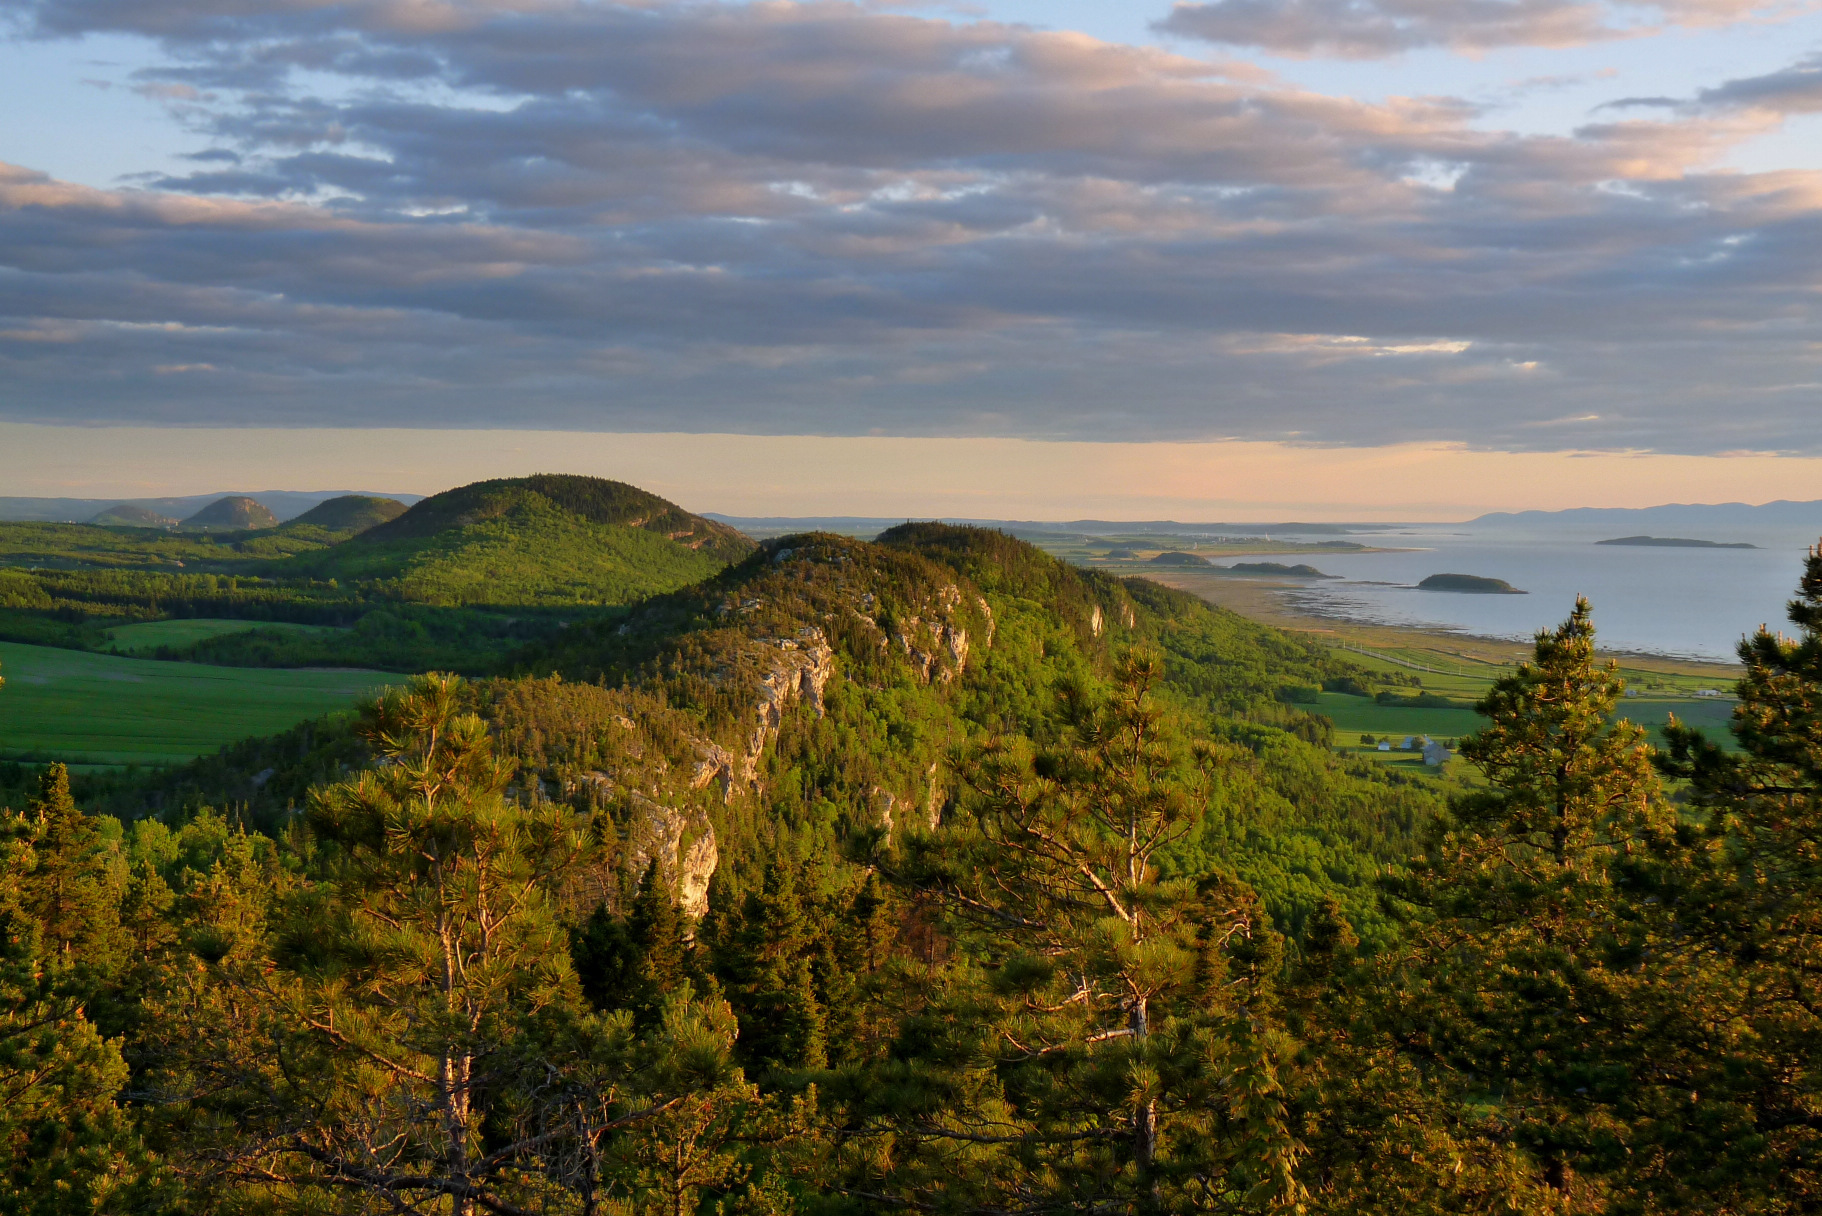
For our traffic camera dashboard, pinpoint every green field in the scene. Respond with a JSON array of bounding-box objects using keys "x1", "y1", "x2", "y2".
[
  {"x1": 105, "y1": 618, "x2": 344, "y2": 655},
  {"x1": 1315, "y1": 691, "x2": 1485, "y2": 741},
  {"x1": 1320, "y1": 684, "x2": 1740, "y2": 768},
  {"x1": 0, "y1": 641, "x2": 394, "y2": 765}
]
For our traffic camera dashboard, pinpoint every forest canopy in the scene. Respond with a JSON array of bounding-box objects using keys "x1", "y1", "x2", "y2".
[{"x1": 6, "y1": 517, "x2": 1822, "y2": 1214}]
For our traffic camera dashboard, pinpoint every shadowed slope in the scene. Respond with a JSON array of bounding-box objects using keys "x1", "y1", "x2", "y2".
[{"x1": 284, "y1": 495, "x2": 408, "y2": 536}]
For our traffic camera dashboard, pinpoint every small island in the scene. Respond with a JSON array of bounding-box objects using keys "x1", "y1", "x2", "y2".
[
  {"x1": 1595, "y1": 535, "x2": 1757, "y2": 549},
  {"x1": 1418, "y1": 572, "x2": 1526, "y2": 594},
  {"x1": 1150, "y1": 551, "x2": 1210, "y2": 566},
  {"x1": 1220, "y1": 561, "x2": 1336, "y2": 578}
]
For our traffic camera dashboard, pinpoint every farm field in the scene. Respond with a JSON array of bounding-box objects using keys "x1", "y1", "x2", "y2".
[
  {"x1": 1314, "y1": 691, "x2": 1484, "y2": 742},
  {"x1": 105, "y1": 618, "x2": 344, "y2": 654},
  {"x1": 0, "y1": 640, "x2": 394, "y2": 765},
  {"x1": 1321, "y1": 686, "x2": 1737, "y2": 760}
]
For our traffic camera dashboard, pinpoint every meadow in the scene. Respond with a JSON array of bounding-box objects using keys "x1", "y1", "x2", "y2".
[
  {"x1": 104, "y1": 618, "x2": 344, "y2": 655},
  {"x1": 0, "y1": 640, "x2": 394, "y2": 765}
]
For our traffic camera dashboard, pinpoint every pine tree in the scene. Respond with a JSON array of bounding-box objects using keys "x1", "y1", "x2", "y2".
[
  {"x1": 1389, "y1": 599, "x2": 1671, "y2": 1209},
  {"x1": 866, "y1": 650, "x2": 1307, "y2": 1211},
  {"x1": 143, "y1": 676, "x2": 603, "y2": 1212},
  {"x1": 1649, "y1": 543, "x2": 1822, "y2": 1208}
]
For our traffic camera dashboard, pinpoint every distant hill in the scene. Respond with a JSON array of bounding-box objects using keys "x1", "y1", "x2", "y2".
[
  {"x1": 705, "y1": 513, "x2": 1367, "y2": 540},
  {"x1": 286, "y1": 474, "x2": 758, "y2": 606},
  {"x1": 89, "y1": 504, "x2": 177, "y2": 528},
  {"x1": 181, "y1": 496, "x2": 281, "y2": 532},
  {"x1": 1150, "y1": 551, "x2": 1210, "y2": 566},
  {"x1": 366, "y1": 475, "x2": 753, "y2": 563},
  {"x1": 0, "y1": 490, "x2": 423, "y2": 524},
  {"x1": 283, "y1": 495, "x2": 407, "y2": 536},
  {"x1": 1473, "y1": 499, "x2": 1822, "y2": 538}
]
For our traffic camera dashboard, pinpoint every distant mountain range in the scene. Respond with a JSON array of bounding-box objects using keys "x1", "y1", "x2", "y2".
[
  {"x1": 703, "y1": 514, "x2": 1360, "y2": 538},
  {"x1": 0, "y1": 490, "x2": 425, "y2": 524},
  {"x1": 1471, "y1": 499, "x2": 1822, "y2": 535}
]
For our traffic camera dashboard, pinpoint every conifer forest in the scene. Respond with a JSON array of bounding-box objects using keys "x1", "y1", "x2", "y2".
[{"x1": 6, "y1": 480, "x2": 1822, "y2": 1215}]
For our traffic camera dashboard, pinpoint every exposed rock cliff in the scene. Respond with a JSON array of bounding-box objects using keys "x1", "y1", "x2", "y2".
[
  {"x1": 620, "y1": 791, "x2": 719, "y2": 919},
  {"x1": 688, "y1": 626, "x2": 836, "y2": 798}
]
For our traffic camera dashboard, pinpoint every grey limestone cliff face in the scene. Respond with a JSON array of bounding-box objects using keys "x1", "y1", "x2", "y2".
[
  {"x1": 566, "y1": 555, "x2": 996, "y2": 915},
  {"x1": 621, "y1": 792, "x2": 719, "y2": 920},
  {"x1": 878, "y1": 583, "x2": 977, "y2": 685},
  {"x1": 689, "y1": 627, "x2": 837, "y2": 799},
  {"x1": 564, "y1": 769, "x2": 719, "y2": 920}
]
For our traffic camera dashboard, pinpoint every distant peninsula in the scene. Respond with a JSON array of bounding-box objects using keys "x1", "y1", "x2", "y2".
[
  {"x1": 1595, "y1": 535, "x2": 1757, "y2": 549},
  {"x1": 1418, "y1": 573, "x2": 1526, "y2": 594},
  {"x1": 1220, "y1": 561, "x2": 1336, "y2": 578}
]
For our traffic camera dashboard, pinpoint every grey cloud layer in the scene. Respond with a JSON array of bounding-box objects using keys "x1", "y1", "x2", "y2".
[
  {"x1": 1157, "y1": 0, "x2": 1806, "y2": 56},
  {"x1": 2, "y1": 0, "x2": 1820, "y2": 451}
]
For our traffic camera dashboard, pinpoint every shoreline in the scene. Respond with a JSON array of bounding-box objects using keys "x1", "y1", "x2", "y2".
[{"x1": 1120, "y1": 563, "x2": 1745, "y2": 684}]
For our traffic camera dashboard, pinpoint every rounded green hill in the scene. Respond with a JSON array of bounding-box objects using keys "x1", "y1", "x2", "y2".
[
  {"x1": 286, "y1": 474, "x2": 759, "y2": 607},
  {"x1": 362, "y1": 474, "x2": 754, "y2": 564},
  {"x1": 181, "y1": 495, "x2": 280, "y2": 532},
  {"x1": 285, "y1": 494, "x2": 408, "y2": 535}
]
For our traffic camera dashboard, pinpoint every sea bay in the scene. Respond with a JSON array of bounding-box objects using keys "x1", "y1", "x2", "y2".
[{"x1": 1266, "y1": 527, "x2": 1814, "y2": 661}]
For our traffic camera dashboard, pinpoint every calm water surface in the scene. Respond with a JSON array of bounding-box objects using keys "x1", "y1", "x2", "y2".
[{"x1": 1270, "y1": 528, "x2": 1815, "y2": 661}]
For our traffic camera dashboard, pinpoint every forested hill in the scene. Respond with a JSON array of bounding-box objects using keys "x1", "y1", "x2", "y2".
[
  {"x1": 506, "y1": 521, "x2": 1433, "y2": 933},
  {"x1": 114, "y1": 523, "x2": 1433, "y2": 943},
  {"x1": 358, "y1": 473, "x2": 755, "y2": 562},
  {"x1": 15, "y1": 521, "x2": 1822, "y2": 1211},
  {"x1": 281, "y1": 493, "x2": 407, "y2": 534},
  {"x1": 0, "y1": 474, "x2": 757, "y2": 669}
]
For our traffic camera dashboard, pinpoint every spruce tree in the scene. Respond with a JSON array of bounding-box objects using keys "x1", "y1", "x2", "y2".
[
  {"x1": 574, "y1": 860, "x2": 690, "y2": 1028},
  {"x1": 0, "y1": 767, "x2": 156, "y2": 1214},
  {"x1": 627, "y1": 859, "x2": 687, "y2": 1003},
  {"x1": 712, "y1": 864, "x2": 827, "y2": 1075},
  {"x1": 22, "y1": 765, "x2": 127, "y2": 975}
]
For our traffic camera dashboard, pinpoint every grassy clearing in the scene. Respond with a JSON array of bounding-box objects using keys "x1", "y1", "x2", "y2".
[
  {"x1": 0, "y1": 640, "x2": 394, "y2": 765},
  {"x1": 105, "y1": 618, "x2": 344, "y2": 654}
]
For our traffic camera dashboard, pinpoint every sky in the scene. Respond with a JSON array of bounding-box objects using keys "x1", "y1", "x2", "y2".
[{"x1": 2, "y1": 0, "x2": 1820, "y2": 518}]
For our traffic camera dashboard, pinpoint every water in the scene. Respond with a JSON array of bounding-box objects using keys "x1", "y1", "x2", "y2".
[{"x1": 1262, "y1": 527, "x2": 1818, "y2": 661}]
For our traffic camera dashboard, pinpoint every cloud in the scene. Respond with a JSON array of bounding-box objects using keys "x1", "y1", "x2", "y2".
[
  {"x1": 1605, "y1": 53, "x2": 1822, "y2": 116},
  {"x1": 0, "y1": 2, "x2": 1819, "y2": 454},
  {"x1": 1156, "y1": 0, "x2": 1812, "y2": 57},
  {"x1": 1695, "y1": 54, "x2": 1822, "y2": 113}
]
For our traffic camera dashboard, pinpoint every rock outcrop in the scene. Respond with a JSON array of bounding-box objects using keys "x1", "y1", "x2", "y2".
[
  {"x1": 689, "y1": 627, "x2": 836, "y2": 798},
  {"x1": 618, "y1": 792, "x2": 719, "y2": 919}
]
